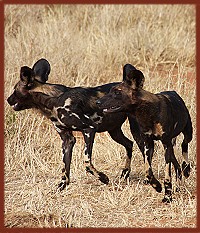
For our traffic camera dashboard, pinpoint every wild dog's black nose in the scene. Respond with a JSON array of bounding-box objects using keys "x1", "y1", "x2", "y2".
[
  {"x1": 96, "y1": 99, "x2": 101, "y2": 106},
  {"x1": 7, "y1": 96, "x2": 12, "y2": 105}
]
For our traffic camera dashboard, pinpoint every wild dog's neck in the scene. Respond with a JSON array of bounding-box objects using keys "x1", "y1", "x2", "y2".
[
  {"x1": 30, "y1": 83, "x2": 67, "y2": 117},
  {"x1": 31, "y1": 92, "x2": 58, "y2": 117},
  {"x1": 32, "y1": 82, "x2": 67, "y2": 96},
  {"x1": 134, "y1": 89, "x2": 160, "y2": 123}
]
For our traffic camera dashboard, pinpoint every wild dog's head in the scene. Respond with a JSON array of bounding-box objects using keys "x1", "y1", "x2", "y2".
[
  {"x1": 97, "y1": 64, "x2": 145, "y2": 113},
  {"x1": 7, "y1": 59, "x2": 51, "y2": 111}
]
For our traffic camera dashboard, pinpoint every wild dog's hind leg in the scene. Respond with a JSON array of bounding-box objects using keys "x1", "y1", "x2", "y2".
[
  {"x1": 169, "y1": 139, "x2": 182, "y2": 192},
  {"x1": 108, "y1": 128, "x2": 133, "y2": 180},
  {"x1": 82, "y1": 129, "x2": 109, "y2": 184},
  {"x1": 181, "y1": 116, "x2": 193, "y2": 178},
  {"x1": 58, "y1": 131, "x2": 76, "y2": 191},
  {"x1": 162, "y1": 142, "x2": 176, "y2": 203}
]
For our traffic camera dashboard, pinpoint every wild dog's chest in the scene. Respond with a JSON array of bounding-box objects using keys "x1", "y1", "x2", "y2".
[
  {"x1": 135, "y1": 109, "x2": 165, "y2": 139},
  {"x1": 135, "y1": 99, "x2": 167, "y2": 139},
  {"x1": 137, "y1": 96, "x2": 182, "y2": 140},
  {"x1": 142, "y1": 122, "x2": 165, "y2": 139}
]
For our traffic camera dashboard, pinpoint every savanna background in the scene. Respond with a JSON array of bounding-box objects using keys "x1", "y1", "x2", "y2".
[{"x1": 4, "y1": 4, "x2": 196, "y2": 228}]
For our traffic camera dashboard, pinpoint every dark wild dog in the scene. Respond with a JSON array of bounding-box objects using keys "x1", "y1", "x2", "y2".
[
  {"x1": 97, "y1": 64, "x2": 192, "y2": 202},
  {"x1": 7, "y1": 59, "x2": 144, "y2": 191}
]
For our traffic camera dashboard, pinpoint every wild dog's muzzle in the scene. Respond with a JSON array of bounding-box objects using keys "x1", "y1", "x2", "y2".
[
  {"x1": 96, "y1": 98, "x2": 122, "y2": 113},
  {"x1": 7, "y1": 94, "x2": 21, "y2": 111}
]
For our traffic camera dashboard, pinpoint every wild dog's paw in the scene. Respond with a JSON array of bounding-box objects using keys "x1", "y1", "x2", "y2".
[
  {"x1": 98, "y1": 172, "x2": 109, "y2": 184},
  {"x1": 58, "y1": 180, "x2": 66, "y2": 191},
  {"x1": 120, "y1": 168, "x2": 130, "y2": 180},
  {"x1": 182, "y1": 161, "x2": 191, "y2": 178},
  {"x1": 58, "y1": 175, "x2": 69, "y2": 191},
  {"x1": 150, "y1": 177, "x2": 162, "y2": 193},
  {"x1": 162, "y1": 195, "x2": 172, "y2": 203},
  {"x1": 143, "y1": 177, "x2": 150, "y2": 185},
  {"x1": 143, "y1": 176, "x2": 162, "y2": 193},
  {"x1": 163, "y1": 181, "x2": 172, "y2": 203}
]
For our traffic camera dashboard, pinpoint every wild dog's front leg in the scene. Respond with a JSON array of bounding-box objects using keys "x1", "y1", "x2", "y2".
[
  {"x1": 82, "y1": 129, "x2": 109, "y2": 184},
  {"x1": 143, "y1": 138, "x2": 162, "y2": 193},
  {"x1": 58, "y1": 131, "x2": 76, "y2": 191},
  {"x1": 108, "y1": 128, "x2": 133, "y2": 180}
]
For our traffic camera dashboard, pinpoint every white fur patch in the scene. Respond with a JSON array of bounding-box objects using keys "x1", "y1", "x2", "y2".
[
  {"x1": 90, "y1": 112, "x2": 103, "y2": 124},
  {"x1": 84, "y1": 143, "x2": 90, "y2": 162},
  {"x1": 144, "y1": 145, "x2": 148, "y2": 155},
  {"x1": 144, "y1": 129, "x2": 153, "y2": 136},
  {"x1": 53, "y1": 124, "x2": 62, "y2": 133},
  {"x1": 61, "y1": 114, "x2": 65, "y2": 120},
  {"x1": 84, "y1": 153, "x2": 90, "y2": 163},
  {"x1": 144, "y1": 146, "x2": 150, "y2": 176},
  {"x1": 64, "y1": 98, "x2": 72, "y2": 107},
  {"x1": 65, "y1": 107, "x2": 70, "y2": 112},
  {"x1": 70, "y1": 112, "x2": 80, "y2": 119},
  {"x1": 84, "y1": 114, "x2": 90, "y2": 119},
  {"x1": 84, "y1": 133, "x2": 90, "y2": 138}
]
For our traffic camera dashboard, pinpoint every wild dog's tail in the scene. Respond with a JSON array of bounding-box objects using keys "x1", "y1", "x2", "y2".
[{"x1": 181, "y1": 111, "x2": 193, "y2": 178}]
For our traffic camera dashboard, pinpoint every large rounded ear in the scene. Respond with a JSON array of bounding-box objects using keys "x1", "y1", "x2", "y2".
[
  {"x1": 123, "y1": 64, "x2": 137, "y2": 81},
  {"x1": 32, "y1": 58, "x2": 51, "y2": 83},
  {"x1": 20, "y1": 66, "x2": 35, "y2": 86},
  {"x1": 123, "y1": 64, "x2": 145, "y2": 88}
]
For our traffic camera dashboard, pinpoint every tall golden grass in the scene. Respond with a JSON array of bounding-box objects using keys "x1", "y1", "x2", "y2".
[{"x1": 4, "y1": 4, "x2": 196, "y2": 228}]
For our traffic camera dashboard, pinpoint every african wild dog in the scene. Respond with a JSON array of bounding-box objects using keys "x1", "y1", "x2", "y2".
[
  {"x1": 7, "y1": 59, "x2": 144, "y2": 191},
  {"x1": 97, "y1": 64, "x2": 192, "y2": 202}
]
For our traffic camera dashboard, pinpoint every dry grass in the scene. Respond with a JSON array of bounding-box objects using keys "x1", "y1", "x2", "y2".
[{"x1": 4, "y1": 4, "x2": 196, "y2": 228}]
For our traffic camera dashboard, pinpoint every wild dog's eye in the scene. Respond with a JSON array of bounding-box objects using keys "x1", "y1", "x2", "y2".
[{"x1": 114, "y1": 90, "x2": 122, "y2": 96}]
